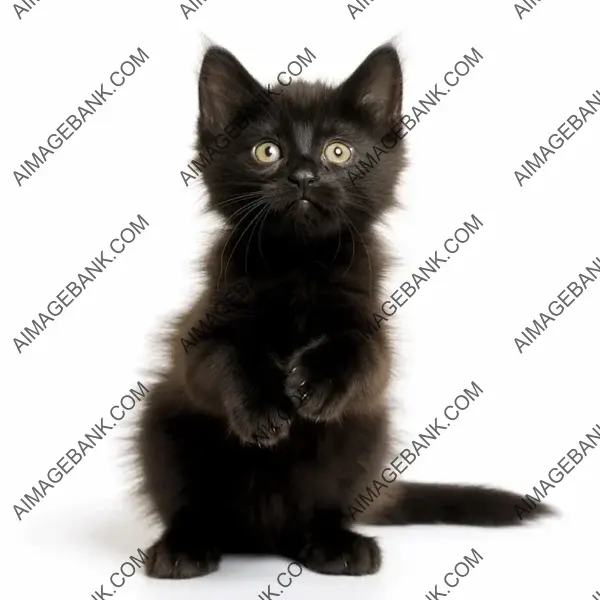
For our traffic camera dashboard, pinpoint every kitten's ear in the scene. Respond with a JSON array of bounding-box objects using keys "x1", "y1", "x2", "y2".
[
  {"x1": 338, "y1": 44, "x2": 403, "y2": 126},
  {"x1": 198, "y1": 46, "x2": 263, "y2": 131}
]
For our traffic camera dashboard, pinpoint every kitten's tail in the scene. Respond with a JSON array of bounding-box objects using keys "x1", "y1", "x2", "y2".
[{"x1": 357, "y1": 482, "x2": 556, "y2": 526}]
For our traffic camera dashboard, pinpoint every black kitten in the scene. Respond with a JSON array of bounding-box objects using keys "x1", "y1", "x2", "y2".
[{"x1": 135, "y1": 43, "x2": 552, "y2": 579}]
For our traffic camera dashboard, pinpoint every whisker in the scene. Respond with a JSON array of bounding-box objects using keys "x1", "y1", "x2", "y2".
[
  {"x1": 222, "y1": 202, "x2": 267, "y2": 285},
  {"x1": 217, "y1": 201, "x2": 265, "y2": 288},
  {"x1": 257, "y1": 205, "x2": 271, "y2": 263},
  {"x1": 244, "y1": 204, "x2": 270, "y2": 275}
]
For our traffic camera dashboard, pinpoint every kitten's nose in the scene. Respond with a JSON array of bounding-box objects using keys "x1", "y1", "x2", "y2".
[{"x1": 288, "y1": 167, "x2": 319, "y2": 188}]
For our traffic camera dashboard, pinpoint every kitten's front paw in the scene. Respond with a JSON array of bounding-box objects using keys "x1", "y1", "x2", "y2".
[
  {"x1": 229, "y1": 402, "x2": 293, "y2": 448},
  {"x1": 285, "y1": 355, "x2": 329, "y2": 420},
  {"x1": 285, "y1": 338, "x2": 346, "y2": 422}
]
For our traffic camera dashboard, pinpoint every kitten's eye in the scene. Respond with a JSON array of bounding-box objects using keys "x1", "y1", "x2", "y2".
[
  {"x1": 253, "y1": 142, "x2": 281, "y2": 164},
  {"x1": 323, "y1": 141, "x2": 352, "y2": 164}
]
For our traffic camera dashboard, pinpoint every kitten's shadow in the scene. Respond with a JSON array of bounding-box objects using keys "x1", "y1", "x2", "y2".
[{"x1": 63, "y1": 508, "x2": 387, "y2": 598}]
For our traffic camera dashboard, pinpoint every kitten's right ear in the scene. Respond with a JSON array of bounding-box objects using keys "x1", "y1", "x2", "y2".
[{"x1": 198, "y1": 46, "x2": 264, "y2": 131}]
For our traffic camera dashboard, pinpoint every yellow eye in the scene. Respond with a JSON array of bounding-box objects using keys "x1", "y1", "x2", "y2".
[
  {"x1": 253, "y1": 142, "x2": 281, "y2": 163},
  {"x1": 324, "y1": 141, "x2": 352, "y2": 164}
]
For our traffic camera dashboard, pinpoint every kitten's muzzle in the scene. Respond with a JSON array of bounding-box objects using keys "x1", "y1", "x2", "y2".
[{"x1": 288, "y1": 167, "x2": 320, "y2": 192}]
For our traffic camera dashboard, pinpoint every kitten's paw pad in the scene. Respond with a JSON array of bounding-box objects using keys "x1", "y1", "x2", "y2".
[
  {"x1": 284, "y1": 341, "x2": 334, "y2": 419},
  {"x1": 298, "y1": 530, "x2": 381, "y2": 576},
  {"x1": 144, "y1": 538, "x2": 221, "y2": 579},
  {"x1": 284, "y1": 361, "x2": 319, "y2": 410},
  {"x1": 231, "y1": 404, "x2": 292, "y2": 448}
]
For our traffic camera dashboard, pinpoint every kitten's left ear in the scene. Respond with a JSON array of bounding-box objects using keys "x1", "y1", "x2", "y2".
[{"x1": 338, "y1": 44, "x2": 403, "y2": 126}]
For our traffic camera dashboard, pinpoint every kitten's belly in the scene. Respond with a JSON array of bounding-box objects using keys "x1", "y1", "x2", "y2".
[{"x1": 219, "y1": 415, "x2": 387, "y2": 546}]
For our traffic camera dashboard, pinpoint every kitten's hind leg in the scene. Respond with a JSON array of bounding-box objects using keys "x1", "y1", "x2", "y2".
[
  {"x1": 283, "y1": 511, "x2": 381, "y2": 576},
  {"x1": 136, "y1": 385, "x2": 224, "y2": 579},
  {"x1": 297, "y1": 529, "x2": 381, "y2": 576},
  {"x1": 145, "y1": 507, "x2": 222, "y2": 579}
]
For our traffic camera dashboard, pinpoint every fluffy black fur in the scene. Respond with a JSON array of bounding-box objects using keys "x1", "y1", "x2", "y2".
[{"x1": 135, "y1": 43, "x2": 552, "y2": 579}]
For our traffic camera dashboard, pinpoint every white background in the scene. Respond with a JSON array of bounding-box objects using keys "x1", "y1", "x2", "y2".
[{"x1": 1, "y1": 0, "x2": 599, "y2": 598}]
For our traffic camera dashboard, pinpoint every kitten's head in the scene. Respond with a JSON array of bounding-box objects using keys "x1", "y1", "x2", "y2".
[{"x1": 196, "y1": 43, "x2": 405, "y2": 239}]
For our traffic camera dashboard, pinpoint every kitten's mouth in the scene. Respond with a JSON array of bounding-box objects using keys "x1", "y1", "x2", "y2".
[
  {"x1": 283, "y1": 194, "x2": 326, "y2": 225},
  {"x1": 297, "y1": 195, "x2": 323, "y2": 211},
  {"x1": 295, "y1": 197, "x2": 325, "y2": 217}
]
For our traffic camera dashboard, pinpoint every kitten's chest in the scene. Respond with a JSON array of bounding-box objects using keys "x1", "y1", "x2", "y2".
[
  {"x1": 287, "y1": 280, "x2": 318, "y2": 331},
  {"x1": 258, "y1": 279, "x2": 342, "y2": 349}
]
